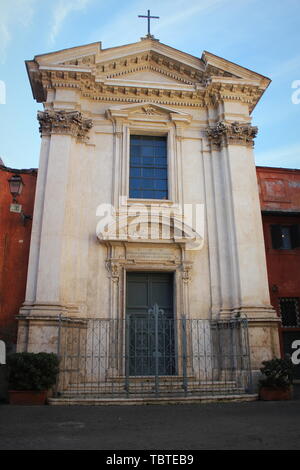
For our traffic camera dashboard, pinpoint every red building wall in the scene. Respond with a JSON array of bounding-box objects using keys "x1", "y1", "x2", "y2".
[
  {"x1": 257, "y1": 166, "x2": 300, "y2": 377},
  {"x1": 0, "y1": 165, "x2": 37, "y2": 350},
  {"x1": 257, "y1": 166, "x2": 300, "y2": 212}
]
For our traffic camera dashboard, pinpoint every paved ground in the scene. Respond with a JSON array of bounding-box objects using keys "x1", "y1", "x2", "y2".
[{"x1": 0, "y1": 398, "x2": 300, "y2": 450}]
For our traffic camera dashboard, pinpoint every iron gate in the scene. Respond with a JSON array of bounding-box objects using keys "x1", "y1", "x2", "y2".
[
  {"x1": 55, "y1": 315, "x2": 252, "y2": 399},
  {"x1": 127, "y1": 304, "x2": 176, "y2": 376}
]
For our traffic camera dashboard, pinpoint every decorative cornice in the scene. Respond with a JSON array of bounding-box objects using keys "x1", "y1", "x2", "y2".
[
  {"x1": 62, "y1": 51, "x2": 237, "y2": 86},
  {"x1": 206, "y1": 121, "x2": 258, "y2": 149},
  {"x1": 26, "y1": 43, "x2": 271, "y2": 115},
  {"x1": 204, "y1": 82, "x2": 262, "y2": 112},
  {"x1": 37, "y1": 110, "x2": 93, "y2": 141},
  {"x1": 29, "y1": 64, "x2": 262, "y2": 111}
]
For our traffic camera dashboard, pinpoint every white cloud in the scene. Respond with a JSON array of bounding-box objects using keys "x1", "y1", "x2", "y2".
[
  {"x1": 0, "y1": 0, "x2": 38, "y2": 63},
  {"x1": 89, "y1": 0, "x2": 251, "y2": 50},
  {"x1": 255, "y1": 143, "x2": 300, "y2": 169},
  {"x1": 49, "y1": 0, "x2": 92, "y2": 45},
  {"x1": 269, "y1": 55, "x2": 300, "y2": 81},
  {"x1": 154, "y1": 0, "x2": 229, "y2": 31},
  {"x1": 0, "y1": 23, "x2": 11, "y2": 63}
]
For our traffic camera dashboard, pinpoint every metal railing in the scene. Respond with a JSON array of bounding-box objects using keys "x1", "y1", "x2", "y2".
[{"x1": 55, "y1": 312, "x2": 252, "y2": 399}]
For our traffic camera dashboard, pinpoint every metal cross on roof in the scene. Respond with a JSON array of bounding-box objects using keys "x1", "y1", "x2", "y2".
[{"x1": 138, "y1": 9, "x2": 159, "y2": 38}]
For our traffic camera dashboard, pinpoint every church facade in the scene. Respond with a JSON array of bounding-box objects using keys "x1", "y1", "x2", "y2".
[{"x1": 18, "y1": 35, "x2": 280, "y2": 400}]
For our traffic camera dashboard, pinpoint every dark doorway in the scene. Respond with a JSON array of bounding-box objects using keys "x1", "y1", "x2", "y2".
[{"x1": 126, "y1": 272, "x2": 175, "y2": 376}]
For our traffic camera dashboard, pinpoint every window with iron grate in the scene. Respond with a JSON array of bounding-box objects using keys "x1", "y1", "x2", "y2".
[
  {"x1": 129, "y1": 135, "x2": 168, "y2": 200},
  {"x1": 270, "y1": 224, "x2": 300, "y2": 250},
  {"x1": 279, "y1": 298, "x2": 300, "y2": 327}
]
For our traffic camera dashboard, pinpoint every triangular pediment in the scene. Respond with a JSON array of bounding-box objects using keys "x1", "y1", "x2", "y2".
[
  {"x1": 106, "y1": 69, "x2": 187, "y2": 85},
  {"x1": 107, "y1": 102, "x2": 192, "y2": 123},
  {"x1": 27, "y1": 39, "x2": 206, "y2": 85},
  {"x1": 27, "y1": 39, "x2": 268, "y2": 88},
  {"x1": 26, "y1": 38, "x2": 271, "y2": 110},
  {"x1": 202, "y1": 51, "x2": 271, "y2": 88},
  {"x1": 32, "y1": 40, "x2": 266, "y2": 85}
]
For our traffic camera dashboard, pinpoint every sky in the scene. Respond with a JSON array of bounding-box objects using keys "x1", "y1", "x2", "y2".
[{"x1": 0, "y1": 0, "x2": 299, "y2": 170}]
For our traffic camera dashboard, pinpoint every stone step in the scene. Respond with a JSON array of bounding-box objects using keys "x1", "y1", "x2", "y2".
[
  {"x1": 48, "y1": 394, "x2": 258, "y2": 406},
  {"x1": 59, "y1": 379, "x2": 246, "y2": 397},
  {"x1": 66, "y1": 379, "x2": 238, "y2": 390},
  {"x1": 60, "y1": 389, "x2": 246, "y2": 398},
  {"x1": 63, "y1": 384, "x2": 242, "y2": 395}
]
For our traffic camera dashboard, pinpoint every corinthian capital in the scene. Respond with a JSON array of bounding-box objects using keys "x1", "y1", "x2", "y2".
[
  {"x1": 206, "y1": 121, "x2": 258, "y2": 149},
  {"x1": 37, "y1": 110, "x2": 93, "y2": 141}
]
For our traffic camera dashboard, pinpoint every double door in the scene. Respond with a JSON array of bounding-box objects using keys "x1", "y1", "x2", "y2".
[{"x1": 126, "y1": 272, "x2": 175, "y2": 376}]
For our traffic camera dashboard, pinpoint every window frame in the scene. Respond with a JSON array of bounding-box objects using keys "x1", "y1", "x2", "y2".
[
  {"x1": 107, "y1": 102, "x2": 192, "y2": 212},
  {"x1": 125, "y1": 126, "x2": 176, "y2": 205},
  {"x1": 129, "y1": 134, "x2": 169, "y2": 201},
  {"x1": 279, "y1": 297, "x2": 300, "y2": 328}
]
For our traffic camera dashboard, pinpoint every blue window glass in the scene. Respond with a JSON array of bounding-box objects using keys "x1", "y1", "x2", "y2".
[
  {"x1": 143, "y1": 168, "x2": 155, "y2": 178},
  {"x1": 129, "y1": 135, "x2": 168, "y2": 199},
  {"x1": 155, "y1": 147, "x2": 166, "y2": 157},
  {"x1": 130, "y1": 190, "x2": 140, "y2": 198},
  {"x1": 131, "y1": 156, "x2": 141, "y2": 165},
  {"x1": 130, "y1": 178, "x2": 141, "y2": 189},
  {"x1": 143, "y1": 179, "x2": 155, "y2": 189},
  {"x1": 155, "y1": 168, "x2": 167, "y2": 178},
  {"x1": 130, "y1": 167, "x2": 141, "y2": 177},
  {"x1": 143, "y1": 157, "x2": 154, "y2": 166},
  {"x1": 141, "y1": 146, "x2": 153, "y2": 157},
  {"x1": 155, "y1": 180, "x2": 167, "y2": 190}
]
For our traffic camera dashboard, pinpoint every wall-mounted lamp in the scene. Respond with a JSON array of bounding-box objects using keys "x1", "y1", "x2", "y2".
[
  {"x1": 8, "y1": 174, "x2": 23, "y2": 202},
  {"x1": 8, "y1": 174, "x2": 32, "y2": 225}
]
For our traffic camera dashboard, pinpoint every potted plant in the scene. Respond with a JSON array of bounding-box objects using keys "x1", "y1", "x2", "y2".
[
  {"x1": 259, "y1": 357, "x2": 294, "y2": 401},
  {"x1": 7, "y1": 352, "x2": 59, "y2": 405}
]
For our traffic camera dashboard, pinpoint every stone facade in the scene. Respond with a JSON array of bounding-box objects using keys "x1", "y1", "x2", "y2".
[{"x1": 18, "y1": 37, "x2": 280, "y2": 388}]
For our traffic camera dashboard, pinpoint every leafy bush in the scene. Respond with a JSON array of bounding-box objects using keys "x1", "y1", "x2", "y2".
[
  {"x1": 259, "y1": 357, "x2": 294, "y2": 390},
  {"x1": 7, "y1": 352, "x2": 59, "y2": 391}
]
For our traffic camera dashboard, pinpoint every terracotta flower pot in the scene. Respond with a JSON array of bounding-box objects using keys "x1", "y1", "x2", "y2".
[
  {"x1": 8, "y1": 390, "x2": 47, "y2": 405},
  {"x1": 259, "y1": 386, "x2": 292, "y2": 401}
]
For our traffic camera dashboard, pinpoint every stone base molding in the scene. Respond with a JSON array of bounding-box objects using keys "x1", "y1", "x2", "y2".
[
  {"x1": 19, "y1": 302, "x2": 80, "y2": 318},
  {"x1": 16, "y1": 315, "x2": 61, "y2": 354},
  {"x1": 247, "y1": 320, "x2": 281, "y2": 371}
]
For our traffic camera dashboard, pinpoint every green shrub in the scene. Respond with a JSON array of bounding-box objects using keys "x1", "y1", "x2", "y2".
[
  {"x1": 259, "y1": 357, "x2": 294, "y2": 390},
  {"x1": 7, "y1": 352, "x2": 59, "y2": 391}
]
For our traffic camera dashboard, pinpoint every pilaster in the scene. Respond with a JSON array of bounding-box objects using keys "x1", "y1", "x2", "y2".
[
  {"x1": 206, "y1": 117, "x2": 280, "y2": 373},
  {"x1": 19, "y1": 110, "x2": 93, "y2": 351}
]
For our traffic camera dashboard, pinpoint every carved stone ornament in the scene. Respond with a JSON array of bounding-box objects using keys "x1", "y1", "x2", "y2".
[
  {"x1": 181, "y1": 262, "x2": 192, "y2": 284},
  {"x1": 206, "y1": 121, "x2": 258, "y2": 148},
  {"x1": 105, "y1": 260, "x2": 121, "y2": 283},
  {"x1": 141, "y1": 105, "x2": 162, "y2": 115},
  {"x1": 37, "y1": 110, "x2": 93, "y2": 141}
]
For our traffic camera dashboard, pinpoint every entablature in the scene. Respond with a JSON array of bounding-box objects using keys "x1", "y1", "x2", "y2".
[{"x1": 26, "y1": 38, "x2": 271, "y2": 114}]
